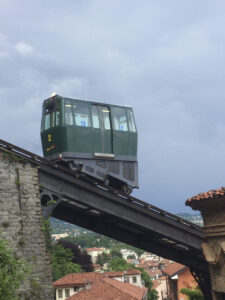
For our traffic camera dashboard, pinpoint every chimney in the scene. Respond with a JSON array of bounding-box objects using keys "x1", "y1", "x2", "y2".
[{"x1": 85, "y1": 280, "x2": 92, "y2": 290}]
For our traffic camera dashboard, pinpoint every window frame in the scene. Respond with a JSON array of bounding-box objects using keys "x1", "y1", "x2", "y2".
[
  {"x1": 127, "y1": 108, "x2": 137, "y2": 132},
  {"x1": 43, "y1": 100, "x2": 61, "y2": 130},
  {"x1": 111, "y1": 106, "x2": 129, "y2": 132},
  {"x1": 64, "y1": 100, "x2": 74, "y2": 126},
  {"x1": 91, "y1": 105, "x2": 100, "y2": 129},
  {"x1": 65, "y1": 289, "x2": 70, "y2": 298},
  {"x1": 58, "y1": 289, "x2": 63, "y2": 298},
  {"x1": 74, "y1": 101, "x2": 91, "y2": 128}
]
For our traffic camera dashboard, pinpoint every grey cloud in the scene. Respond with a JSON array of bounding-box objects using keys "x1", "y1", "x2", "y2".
[{"x1": 1, "y1": 1, "x2": 225, "y2": 212}]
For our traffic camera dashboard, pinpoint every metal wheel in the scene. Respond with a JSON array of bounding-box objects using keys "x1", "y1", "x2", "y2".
[
  {"x1": 68, "y1": 160, "x2": 80, "y2": 172},
  {"x1": 122, "y1": 183, "x2": 133, "y2": 195}
]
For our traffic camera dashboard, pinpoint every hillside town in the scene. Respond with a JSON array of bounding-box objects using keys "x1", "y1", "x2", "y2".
[{"x1": 51, "y1": 217, "x2": 201, "y2": 300}]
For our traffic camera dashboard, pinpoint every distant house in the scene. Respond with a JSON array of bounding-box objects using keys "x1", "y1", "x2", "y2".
[
  {"x1": 86, "y1": 247, "x2": 109, "y2": 263},
  {"x1": 153, "y1": 276, "x2": 168, "y2": 300},
  {"x1": 120, "y1": 248, "x2": 138, "y2": 260},
  {"x1": 106, "y1": 268, "x2": 144, "y2": 287},
  {"x1": 66, "y1": 277, "x2": 148, "y2": 300},
  {"x1": 146, "y1": 268, "x2": 162, "y2": 280},
  {"x1": 127, "y1": 258, "x2": 139, "y2": 266},
  {"x1": 139, "y1": 252, "x2": 156, "y2": 261},
  {"x1": 52, "y1": 233, "x2": 69, "y2": 241},
  {"x1": 93, "y1": 264, "x2": 103, "y2": 272},
  {"x1": 162, "y1": 262, "x2": 197, "y2": 300},
  {"x1": 53, "y1": 268, "x2": 144, "y2": 300}
]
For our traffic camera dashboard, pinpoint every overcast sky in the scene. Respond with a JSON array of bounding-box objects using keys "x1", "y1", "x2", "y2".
[{"x1": 1, "y1": 0, "x2": 225, "y2": 213}]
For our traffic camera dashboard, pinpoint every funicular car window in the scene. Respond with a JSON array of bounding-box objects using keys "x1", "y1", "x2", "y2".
[
  {"x1": 65, "y1": 100, "x2": 74, "y2": 125},
  {"x1": 44, "y1": 102, "x2": 55, "y2": 130},
  {"x1": 112, "y1": 107, "x2": 128, "y2": 131},
  {"x1": 91, "y1": 106, "x2": 100, "y2": 128},
  {"x1": 74, "y1": 102, "x2": 90, "y2": 127},
  {"x1": 101, "y1": 107, "x2": 111, "y2": 130},
  {"x1": 55, "y1": 102, "x2": 60, "y2": 126},
  {"x1": 127, "y1": 109, "x2": 136, "y2": 132}
]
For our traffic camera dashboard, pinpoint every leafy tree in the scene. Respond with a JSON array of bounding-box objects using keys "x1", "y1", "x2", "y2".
[
  {"x1": 136, "y1": 268, "x2": 158, "y2": 300},
  {"x1": 0, "y1": 237, "x2": 29, "y2": 300},
  {"x1": 52, "y1": 244, "x2": 82, "y2": 281},
  {"x1": 66, "y1": 232, "x2": 144, "y2": 257},
  {"x1": 110, "y1": 258, "x2": 130, "y2": 271},
  {"x1": 180, "y1": 287, "x2": 204, "y2": 300},
  {"x1": 96, "y1": 252, "x2": 110, "y2": 266},
  {"x1": 110, "y1": 249, "x2": 122, "y2": 260},
  {"x1": 57, "y1": 239, "x2": 94, "y2": 272}
]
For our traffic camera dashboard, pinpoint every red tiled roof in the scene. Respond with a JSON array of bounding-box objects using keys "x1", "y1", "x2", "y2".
[
  {"x1": 146, "y1": 269, "x2": 162, "y2": 278},
  {"x1": 159, "y1": 276, "x2": 167, "y2": 281},
  {"x1": 53, "y1": 272, "x2": 103, "y2": 287},
  {"x1": 53, "y1": 268, "x2": 141, "y2": 287},
  {"x1": 126, "y1": 268, "x2": 141, "y2": 275},
  {"x1": 67, "y1": 277, "x2": 147, "y2": 300},
  {"x1": 186, "y1": 187, "x2": 225, "y2": 205},
  {"x1": 86, "y1": 247, "x2": 104, "y2": 252},
  {"x1": 103, "y1": 278, "x2": 147, "y2": 299},
  {"x1": 162, "y1": 262, "x2": 187, "y2": 276},
  {"x1": 106, "y1": 269, "x2": 141, "y2": 278},
  {"x1": 127, "y1": 259, "x2": 138, "y2": 264}
]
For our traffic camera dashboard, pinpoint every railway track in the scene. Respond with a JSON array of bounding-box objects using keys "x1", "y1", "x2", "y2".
[{"x1": 0, "y1": 138, "x2": 201, "y2": 232}]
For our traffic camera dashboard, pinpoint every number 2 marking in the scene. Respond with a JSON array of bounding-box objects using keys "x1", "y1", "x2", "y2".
[{"x1": 48, "y1": 134, "x2": 52, "y2": 142}]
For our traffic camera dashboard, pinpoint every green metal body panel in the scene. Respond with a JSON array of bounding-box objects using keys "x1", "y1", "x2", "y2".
[{"x1": 41, "y1": 96, "x2": 137, "y2": 160}]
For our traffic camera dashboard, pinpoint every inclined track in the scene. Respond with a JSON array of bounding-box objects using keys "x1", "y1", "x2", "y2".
[{"x1": 0, "y1": 138, "x2": 200, "y2": 231}]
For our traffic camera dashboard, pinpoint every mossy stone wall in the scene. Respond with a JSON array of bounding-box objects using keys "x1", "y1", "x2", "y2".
[{"x1": 0, "y1": 151, "x2": 54, "y2": 300}]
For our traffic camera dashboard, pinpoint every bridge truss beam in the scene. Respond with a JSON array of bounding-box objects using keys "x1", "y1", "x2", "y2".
[{"x1": 39, "y1": 165, "x2": 208, "y2": 272}]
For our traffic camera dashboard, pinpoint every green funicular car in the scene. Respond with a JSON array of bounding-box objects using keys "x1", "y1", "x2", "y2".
[{"x1": 41, "y1": 94, "x2": 138, "y2": 194}]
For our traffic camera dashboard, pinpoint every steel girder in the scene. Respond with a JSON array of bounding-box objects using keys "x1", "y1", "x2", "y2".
[{"x1": 38, "y1": 165, "x2": 208, "y2": 272}]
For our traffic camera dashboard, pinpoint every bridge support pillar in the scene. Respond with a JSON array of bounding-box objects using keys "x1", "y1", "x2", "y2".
[
  {"x1": 0, "y1": 150, "x2": 54, "y2": 299},
  {"x1": 186, "y1": 192, "x2": 225, "y2": 299}
]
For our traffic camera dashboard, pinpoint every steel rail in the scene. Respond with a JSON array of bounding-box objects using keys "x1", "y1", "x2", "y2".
[{"x1": 0, "y1": 138, "x2": 201, "y2": 231}]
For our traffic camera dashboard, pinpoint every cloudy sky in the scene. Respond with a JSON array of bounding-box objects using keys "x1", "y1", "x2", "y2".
[{"x1": 1, "y1": 0, "x2": 225, "y2": 213}]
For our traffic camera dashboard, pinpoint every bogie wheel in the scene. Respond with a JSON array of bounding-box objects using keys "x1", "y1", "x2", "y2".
[
  {"x1": 68, "y1": 160, "x2": 81, "y2": 172},
  {"x1": 122, "y1": 184, "x2": 133, "y2": 195}
]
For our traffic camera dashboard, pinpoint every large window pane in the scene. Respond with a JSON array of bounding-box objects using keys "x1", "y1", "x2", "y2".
[
  {"x1": 65, "y1": 100, "x2": 74, "y2": 125},
  {"x1": 127, "y1": 109, "x2": 136, "y2": 132},
  {"x1": 101, "y1": 107, "x2": 111, "y2": 130},
  {"x1": 74, "y1": 102, "x2": 90, "y2": 127},
  {"x1": 91, "y1": 106, "x2": 100, "y2": 128},
  {"x1": 55, "y1": 102, "x2": 60, "y2": 126},
  {"x1": 44, "y1": 102, "x2": 55, "y2": 130},
  {"x1": 112, "y1": 107, "x2": 128, "y2": 131}
]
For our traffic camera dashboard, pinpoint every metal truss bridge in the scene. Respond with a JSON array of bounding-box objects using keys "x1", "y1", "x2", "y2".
[{"x1": 0, "y1": 139, "x2": 207, "y2": 273}]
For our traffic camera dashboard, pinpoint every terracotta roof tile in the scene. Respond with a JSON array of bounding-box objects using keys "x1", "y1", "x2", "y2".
[
  {"x1": 103, "y1": 278, "x2": 147, "y2": 299},
  {"x1": 126, "y1": 268, "x2": 142, "y2": 275},
  {"x1": 186, "y1": 187, "x2": 225, "y2": 205},
  {"x1": 146, "y1": 269, "x2": 162, "y2": 278},
  {"x1": 107, "y1": 269, "x2": 141, "y2": 277},
  {"x1": 53, "y1": 272, "x2": 103, "y2": 287},
  {"x1": 53, "y1": 268, "x2": 141, "y2": 288},
  {"x1": 162, "y1": 262, "x2": 187, "y2": 276},
  {"x1": 159, "y1": 276, "x2": 167, "y2": 281},
  {"x1": 67, "y1": 277, "x2": 147, "y2": 300},
  {"x1": 86, "y1": 247, "x2": 105, "y2": 252}
]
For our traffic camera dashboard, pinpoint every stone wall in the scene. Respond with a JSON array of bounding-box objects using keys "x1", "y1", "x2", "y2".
[{"x1": 0, "y1": 150, "x2": 54, "y2": 299}]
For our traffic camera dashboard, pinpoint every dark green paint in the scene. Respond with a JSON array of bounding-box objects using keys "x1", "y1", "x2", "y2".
[{"x1": 41, "y1": 96, "x2": 137, "y2": 160}]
